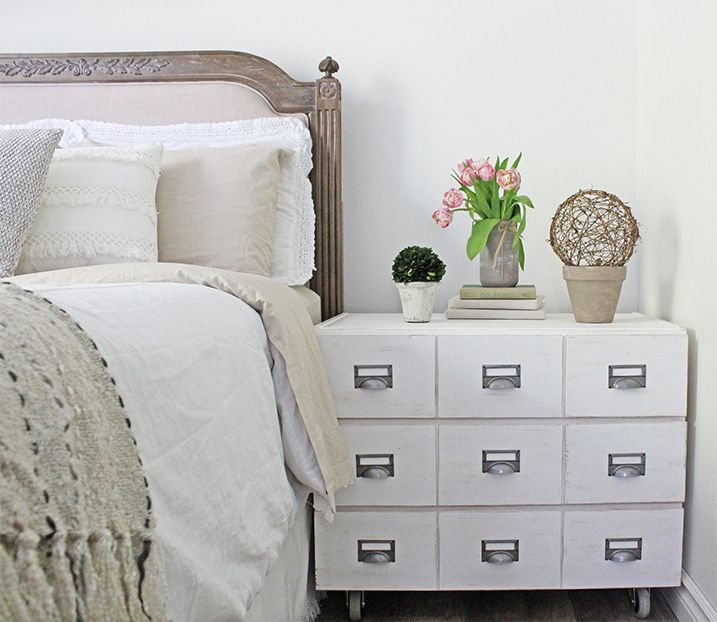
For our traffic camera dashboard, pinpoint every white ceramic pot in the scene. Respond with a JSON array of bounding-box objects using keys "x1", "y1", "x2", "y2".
[
  {"x1": 395, "y1": 282, "x2": 439, "y2": 323},
  {"x1": 562, "y1": 265, "x2": 626, "y2": 323}
]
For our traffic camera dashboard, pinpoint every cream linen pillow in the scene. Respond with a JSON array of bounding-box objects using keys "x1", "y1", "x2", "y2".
[
  {"x1": 16, "y1": 145, "x2": 162, "y2": 274},
  {"x1": 157, "y1": 145, "x2": 283, "y2": 276}
]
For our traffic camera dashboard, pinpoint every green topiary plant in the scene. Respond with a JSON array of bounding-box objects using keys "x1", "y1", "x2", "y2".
[{"x1": 392, "y1": 246, "x2": 446, "y2": 284}]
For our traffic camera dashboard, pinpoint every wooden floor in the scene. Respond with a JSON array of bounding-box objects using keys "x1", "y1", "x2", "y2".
[{"x1": 316, "y1": 589, "x2": 676, "y2": 621}]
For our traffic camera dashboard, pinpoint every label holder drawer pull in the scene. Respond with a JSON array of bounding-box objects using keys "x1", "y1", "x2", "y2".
[
  {"x1": 481, "y1": 539, "x2": 519, "y2": 564},
  {"x1": 356, "y1": 454, "x2": 395, "y2": 479},
  {"x1": 354, "y1": 364, "x2": 393, "y2": 390},
  {"x1": 605, "y1": 537, "x2": 642, "y2": 563},
  {"x1": 608, "y1": 365, "x2": 647, "y2": 389},
  {"x1": 482, "y1": 364, "x2": 521, "y2": 390},
  {"x1": 357, "y1": 539, "x2": 395, "y2": 564},
  {"x1": 608, "y1": 452, "x2": 646, "y2": 478},
  {"x1": 482, "y1": 449, "x2": 521, "y2": 475}
]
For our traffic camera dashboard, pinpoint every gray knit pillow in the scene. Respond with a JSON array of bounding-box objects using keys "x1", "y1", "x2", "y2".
[{"x1": 0, "y1": 129, "x2": 62, "y2": 277}]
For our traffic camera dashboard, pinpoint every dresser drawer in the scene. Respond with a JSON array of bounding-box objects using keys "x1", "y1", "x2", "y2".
[
  {"x1": 315, "y1": 511, "x2": 437, "y2": 590},
  {"x1": 336, "y1": 423, "x2": 436, "y2": 506},
  {"x1": 438, "y1": 424, "x2": 562, "y2": 505},
  {"x1": 439, "y1": 510, "x2": 561, "y2": 589},
  {"x1": 563, "y1": 508, "x2": 683, "y2": 588},
  {"x1": 438, "y1": 336, "x2": 562, "y2": 418},
  {"x1": 318, "y1": 335, "x2": 435, "y2": 418},
  {"x1": 565, "y1": 335, "x2": 687, "y2": 417},
  {"x1": 565, "y1": 421, "x2": 686, "y2": 504}
]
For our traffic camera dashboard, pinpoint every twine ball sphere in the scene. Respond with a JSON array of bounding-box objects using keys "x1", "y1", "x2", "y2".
[{"x1": 550, "y1": 189, "x2": 639, "y2": 266}]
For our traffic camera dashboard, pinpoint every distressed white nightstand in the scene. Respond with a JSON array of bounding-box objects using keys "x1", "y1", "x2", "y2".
[{"x1": 313, "y1": 313, "x2": 688, "y2": 620}]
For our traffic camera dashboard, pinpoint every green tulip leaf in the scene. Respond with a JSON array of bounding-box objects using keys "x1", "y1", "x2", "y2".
[
  {"x1": 466, "y1": 218, "x2": 500, "y2": 260},
  {"x1": 515, "y1": 195, "x2": 534, "y2": 208},
  {"x1": 474, "y1": 191, "x2": 491, "y2": 217},
  {"x1": 518, "y1": 237, "x2": 525, "y2": 270},
  {"x1": 517, "y1": 206, "x2": 527, "y2": 236},
  {"x1": 490, "y1": 183, "x2": 500, "y2": 216},
  {"x1": 511, "y1": 152, "x2": 522, "y2": 169}
]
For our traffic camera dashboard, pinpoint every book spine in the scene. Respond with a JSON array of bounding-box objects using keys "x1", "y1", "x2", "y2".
[
  {"x1": 459, "y1": 288, "x2": 536, "y2": 300},
  {"x1": 445, "y1": 308, "x2": 546, "y2": 320},
  {"x1": 449, "y1": 296, "x2": 544, "y2": 310}
]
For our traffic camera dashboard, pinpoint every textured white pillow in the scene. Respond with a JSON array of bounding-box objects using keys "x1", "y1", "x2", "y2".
[
  {"x1": 0, "y1": 129, "x2": 62, "y2": 277},
  {"x1": 76, "y1": 118, "x2": 314, "y2": 285},
  {"x1": 15, "y1": 145, "x2": 162, "y2": 274}
]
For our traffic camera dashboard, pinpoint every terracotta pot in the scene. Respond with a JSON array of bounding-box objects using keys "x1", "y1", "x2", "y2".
[
  {"x1": 562, "y1": 266, "x2": 626, "y2": 323},
  {"x1": 395, "y1": 282, "x2": 439, "y2": 323}
]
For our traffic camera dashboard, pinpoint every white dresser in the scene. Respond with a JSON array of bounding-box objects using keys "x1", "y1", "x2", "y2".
[{"x1": 313, "y1": 313, "x2": 688, "y2": 620}]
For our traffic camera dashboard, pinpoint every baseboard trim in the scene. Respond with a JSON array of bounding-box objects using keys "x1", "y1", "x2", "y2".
[{"x1": 660, "y1": 570, "x2": 717, "y2": 622}]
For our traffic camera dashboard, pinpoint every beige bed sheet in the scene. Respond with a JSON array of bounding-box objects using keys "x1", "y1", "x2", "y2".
[{"x1": 291, "y1": 285, "x2": 322, "y2": 325}]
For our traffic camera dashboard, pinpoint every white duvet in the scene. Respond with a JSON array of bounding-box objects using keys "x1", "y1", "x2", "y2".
[{"x1": 33, "y1": 280, "x2": 301, "y2": 621}]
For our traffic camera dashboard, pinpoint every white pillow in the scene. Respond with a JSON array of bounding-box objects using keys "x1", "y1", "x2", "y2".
[
  {"x1": 15, "y1": 144, "x2": 162, "y2": 274},
  {"x1": 78, "y1": 118, "x2": 314, "y2": 286},
  {"x1": 0, "y1": 119, "x2": 85, "y2": 148}
]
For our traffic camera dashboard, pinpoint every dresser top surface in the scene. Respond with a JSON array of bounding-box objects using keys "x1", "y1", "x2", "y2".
[{"x1": 316, "y1": 312, "x2": 686, "y2": 336}]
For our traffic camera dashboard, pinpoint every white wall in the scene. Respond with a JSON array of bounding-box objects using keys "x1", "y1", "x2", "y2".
[
  {"x1": 636, "y1": 0, "x2": 717, "y2": 610},
  {"x1": 0, "y1": 0, "x2": 639, "y2": 313}
]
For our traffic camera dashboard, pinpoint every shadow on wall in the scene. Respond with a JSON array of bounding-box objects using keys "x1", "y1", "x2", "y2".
[
  {"x1": 655, "y1": 215, "x2": 679, "y2": 318},
  {"x1": 684, "y1": 327, "x2": 698, "y2": 506},
  {"x1": 343, "y1": 80, "x2": 414, "y2": 312}
]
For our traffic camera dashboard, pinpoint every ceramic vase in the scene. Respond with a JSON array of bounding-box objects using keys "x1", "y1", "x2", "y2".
[{"x1": 480, "y1": 220, "x2": 519, "y2": 287}]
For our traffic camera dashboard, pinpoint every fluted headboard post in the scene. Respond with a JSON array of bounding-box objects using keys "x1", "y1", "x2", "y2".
[
  {"x1": 0, "y1": 50, "x2": 344, "y2": 318},
  {"x1": 309, "y1": 57, "x2": 343, "y2": 319}
]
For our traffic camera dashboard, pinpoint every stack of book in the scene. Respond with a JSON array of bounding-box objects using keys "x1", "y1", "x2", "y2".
[{"x1": 445, "y1": 284, "x2": 545, "y2": 320}]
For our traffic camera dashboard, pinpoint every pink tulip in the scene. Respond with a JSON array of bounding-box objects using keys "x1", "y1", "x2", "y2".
[
  {"x1": 496, "y1": 168, "x2": 521, "y2": 190},
  {"x1": 459, "y1": 168, "x2": 477, "y2": 186},
  {"x1": 457, "y1": 158, "x2": 477, "y2": 173},
  {"x1": 476, "y1": 161, "x2": 495, "y2": 182},
  {"x1": 432, "y1": 207, "x2": 453, "y2": 228},
  {"x1": 442, "y1": 188, "x2": 464, "y2": 209}
]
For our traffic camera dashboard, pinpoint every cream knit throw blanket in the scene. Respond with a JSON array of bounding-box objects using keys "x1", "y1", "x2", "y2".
[{"x1": 0, "y1": 284, "x2": 167, "y2": 622}]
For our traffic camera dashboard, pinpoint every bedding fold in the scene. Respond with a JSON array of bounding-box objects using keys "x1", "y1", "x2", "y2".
[{"x1": 9, "y1": 262, "x2": 353, "y2": 508}]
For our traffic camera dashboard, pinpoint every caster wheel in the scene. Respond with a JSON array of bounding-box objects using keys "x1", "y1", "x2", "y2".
[
  {"x1": 629, "y1": 587, "x2": 651, "y2": 619},
  {"x1": 347, "y1": 590, "x2": 364, "y2": 621}
]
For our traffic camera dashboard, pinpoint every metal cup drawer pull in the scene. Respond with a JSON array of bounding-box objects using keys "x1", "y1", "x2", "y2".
[
  {"x1": 482, "y1": 364, "x2": 521, "y2": 389},
  {"x1": 481, "y1": 539, "x2": 519, "y2": 564},
  {"x1": 354, "y1": 364, "x2": 393, "y2": 389},
  {"x1": 356, "y1": 453, "x2": 394, "y2": 479},
  {"x1": 357, "y1": 539, "x2": 395, "y2": 564},
  {"x1": 605, "y1": 537, "x2": 642, "y2": 563},
  {"x1": 482, "y1": 450, "x2": 521, "y2": 475},
  {"x1": 608, "y1": 452, "x2": 646, "y2": 478},
  {"x1": 608, "y1": 365, "x2": 647, "y2": 389}
]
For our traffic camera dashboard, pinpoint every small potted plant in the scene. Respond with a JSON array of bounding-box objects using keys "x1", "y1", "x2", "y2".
[
  {"x1": 550, "y1": 189, "x2": 639, "y2": 323},
  {"x1": 392, "y1": 246, "x2": 446, "y2": 322},
  {"x1": 432, "y1": 154, "x2": 533, "y2": 286}
]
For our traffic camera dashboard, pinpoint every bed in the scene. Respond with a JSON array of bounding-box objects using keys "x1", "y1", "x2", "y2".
[{"x1": 0, "y1": 51, "x2": 350, "y2": 621}]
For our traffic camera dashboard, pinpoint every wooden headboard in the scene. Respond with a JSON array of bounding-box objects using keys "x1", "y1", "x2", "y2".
[{"x1": 0, "y1": 50, "x2": 343, "y2": 319}]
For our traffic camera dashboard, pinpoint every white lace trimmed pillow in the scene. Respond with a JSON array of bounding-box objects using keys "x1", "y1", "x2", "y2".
[{"x1": 15, "y1": 144, "x2": 162, "y2": 274}]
